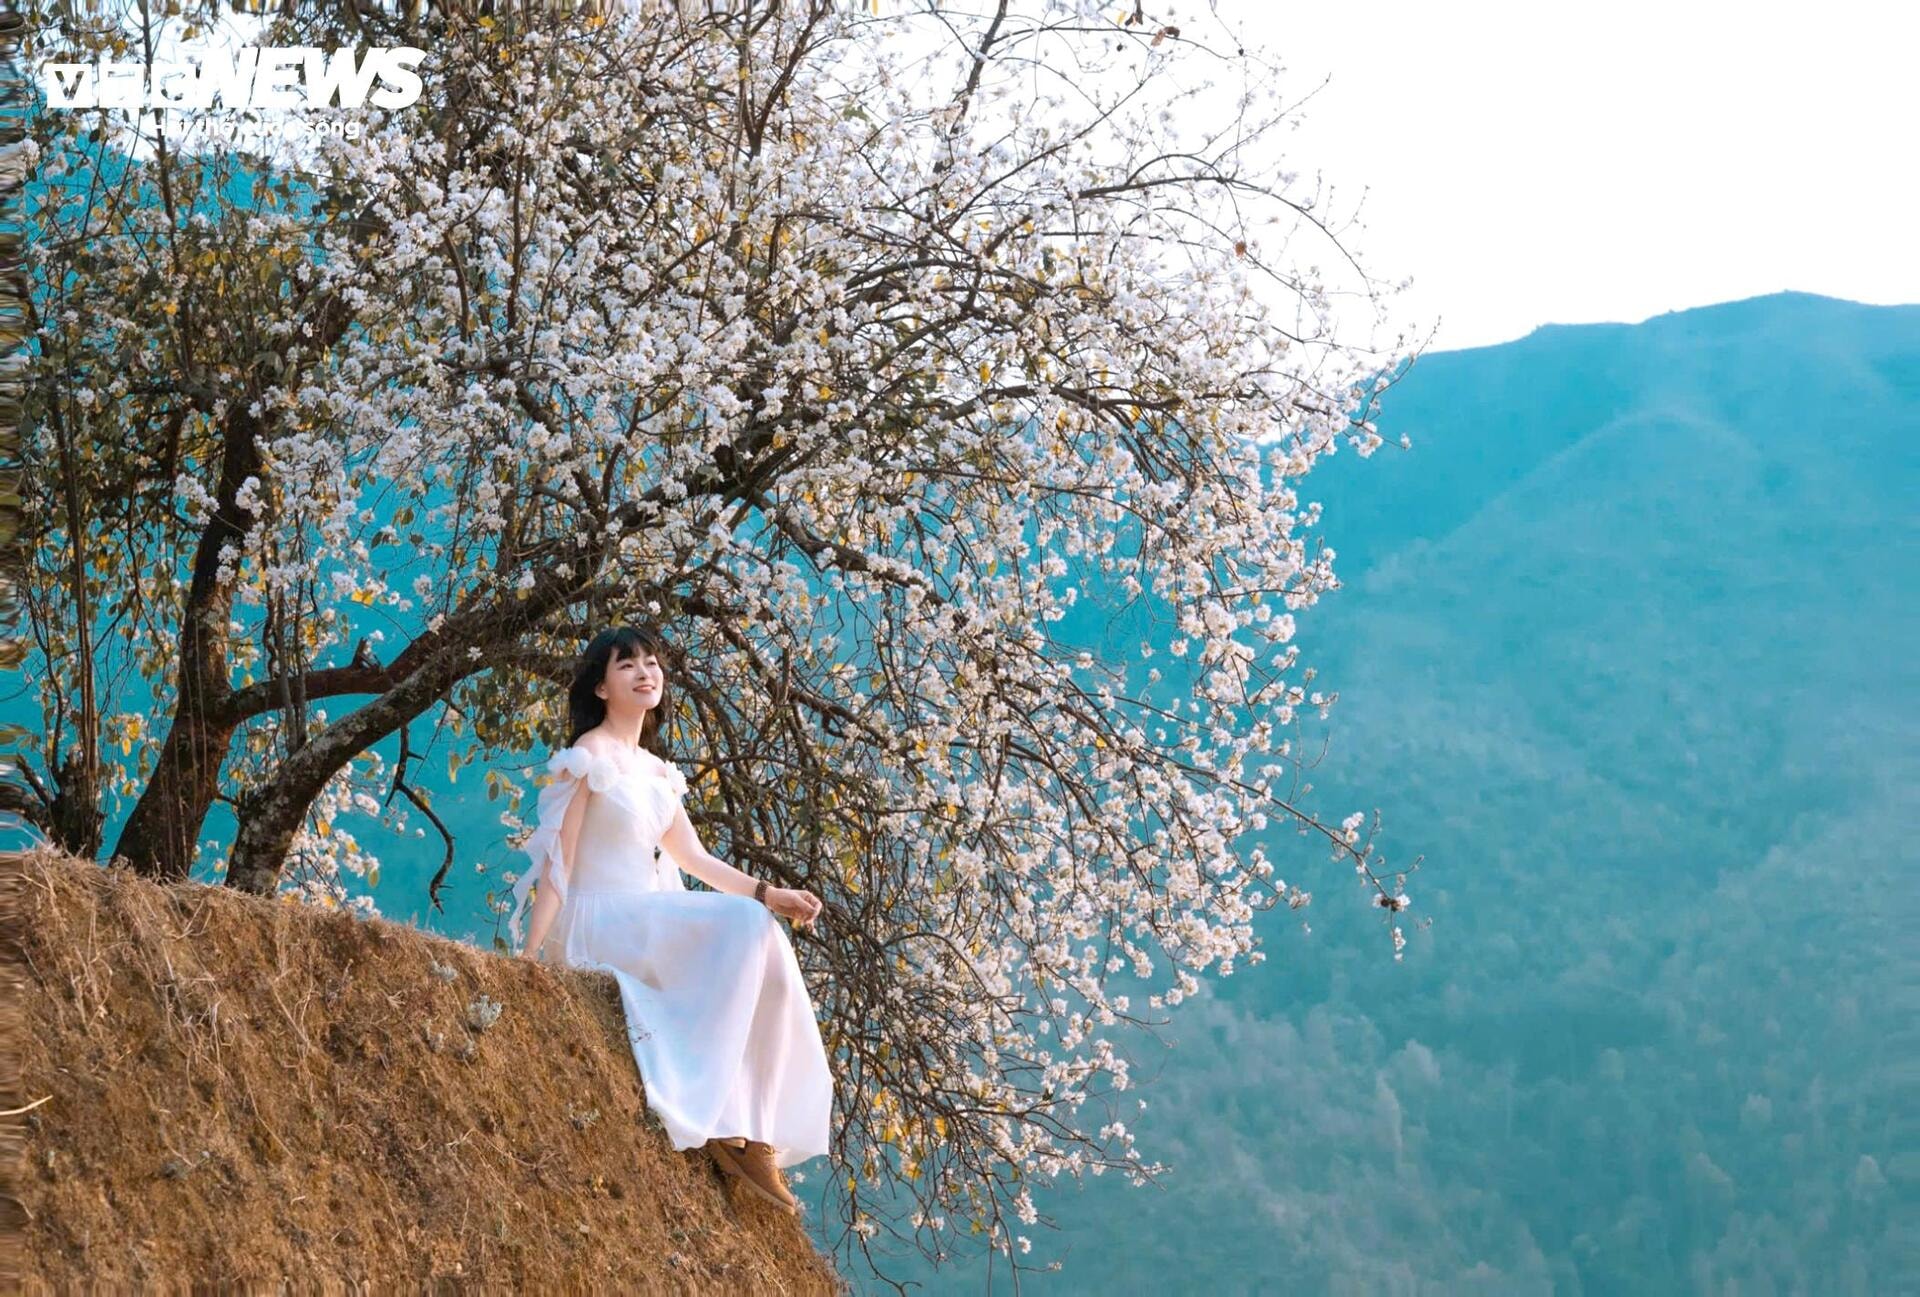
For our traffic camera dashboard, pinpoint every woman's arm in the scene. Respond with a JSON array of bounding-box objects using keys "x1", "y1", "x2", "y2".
[
  {"x1": 522, "y1": 772, "x2": 591, "y2": 957},
  {"x1": 658, "y1": 806, "x2": 760, "y2": 896},
  {"x1": 659, "y1": 807, "x2": 824, "y2": 930}
]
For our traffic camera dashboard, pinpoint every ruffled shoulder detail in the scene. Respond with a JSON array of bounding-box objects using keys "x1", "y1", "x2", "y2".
[
  {"x1": 548, "y1": 744, "x2": 621, "y2": 792},
  {"x1": 504, "y1": 745, "x2": 619, "y2": 953},
  {"x1": 655, "y1": 757, "x2": 689, "y2": 800}
]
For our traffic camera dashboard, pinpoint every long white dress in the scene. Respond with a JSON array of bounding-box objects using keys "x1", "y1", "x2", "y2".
[{"x1": 504, "y1": 744, "x2": 833, "y2": 1169}]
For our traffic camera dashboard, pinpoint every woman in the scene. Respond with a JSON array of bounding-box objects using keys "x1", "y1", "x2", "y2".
[{"x1": 506, "y1": 625, "x2": 833, "y2": 1213}]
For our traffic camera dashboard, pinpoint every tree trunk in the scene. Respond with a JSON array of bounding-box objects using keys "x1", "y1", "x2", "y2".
[
  {"x1": 113, "y1": 283, "x2": 362, "y2": 879},
  {"x1": 109, "y1": 394, "x2": 265, "y2": 881},
  {"x1": 47, "y1": 747, "x2": 104, "y2": 860},
  {"x1": 224, "y1": 661, "x2": 461, "y2": 894},
  {"x1": 109, "y1": 708, "x2": 239, "y2": 881},
  {"x1": 224, "y1": 573, "x2": 588, "y2": 895}
]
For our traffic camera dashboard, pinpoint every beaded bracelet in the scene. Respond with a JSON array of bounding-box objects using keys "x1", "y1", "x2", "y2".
[{"x1": 753, "y1": 879, "x2": 768, "y2": 905}]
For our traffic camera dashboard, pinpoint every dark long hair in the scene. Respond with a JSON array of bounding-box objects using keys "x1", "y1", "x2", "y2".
[{"x1": 565, "y1": 625, "x2": 674, "y2": 754}]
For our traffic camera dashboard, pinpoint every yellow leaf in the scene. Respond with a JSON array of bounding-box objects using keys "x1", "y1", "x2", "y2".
[{"x1": 317, "y1": 818, "x2": 331, "y2": 836}]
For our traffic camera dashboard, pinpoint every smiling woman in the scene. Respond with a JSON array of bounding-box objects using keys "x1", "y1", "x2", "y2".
[{"x1": 506, "y1": 625, "x2": 833, "y2": 1211}]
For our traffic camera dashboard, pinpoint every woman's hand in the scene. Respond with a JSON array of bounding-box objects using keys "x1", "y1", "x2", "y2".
[{"x1": 765, "y1": 886, "x2": 824, "y2": 931}]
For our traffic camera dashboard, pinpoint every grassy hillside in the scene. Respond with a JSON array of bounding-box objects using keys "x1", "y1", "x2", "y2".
[{"x1": 2, "y1": 846, "x2": 844, "y2": 1292}]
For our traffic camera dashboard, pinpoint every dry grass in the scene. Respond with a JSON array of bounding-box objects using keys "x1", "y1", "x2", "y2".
[{"x1": 1, "y1": 845, "x2": 845, "y2": 1293}]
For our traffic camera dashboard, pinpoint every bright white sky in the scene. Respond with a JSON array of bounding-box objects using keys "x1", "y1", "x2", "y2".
[{"x1": 1215, "y1": 0, "x2": 1920, "y2": 353}]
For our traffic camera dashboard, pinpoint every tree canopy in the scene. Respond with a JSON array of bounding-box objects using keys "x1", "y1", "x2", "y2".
[{"x1": 12, "y1": 0, "x2": 1428, "y2": 1279}]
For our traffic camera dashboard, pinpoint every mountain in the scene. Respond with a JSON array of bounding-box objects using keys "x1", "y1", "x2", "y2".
[{"x1": 878, "y1": 292, "x2": 1919, "y2": 1292}]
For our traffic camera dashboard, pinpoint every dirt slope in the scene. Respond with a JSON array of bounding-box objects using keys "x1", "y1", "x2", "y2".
[{"x1": 2, "y1": 846, "x2": 844, "y2": 1292}]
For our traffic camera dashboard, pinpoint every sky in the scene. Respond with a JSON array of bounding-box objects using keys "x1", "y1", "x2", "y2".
[{"x1": 1214, "y1": 0, "x2": 1920, "y2": 353}]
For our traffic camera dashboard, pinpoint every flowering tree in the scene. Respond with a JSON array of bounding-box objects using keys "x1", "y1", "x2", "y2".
[
  {"x1": 0, "y1": 5, "x2": 27, "y2": 803},
  {"x1": 14, "y1": 0, "x2": 1429, "y2": 1278}
]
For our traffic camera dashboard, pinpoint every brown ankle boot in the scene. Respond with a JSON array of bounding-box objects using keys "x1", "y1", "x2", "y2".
[
  {"x1": 740, "y1": 1140, "x2": 798, "y2": 1212},
  {"x1": 708, "y1": 1137, "x2": 796, "y2": 1213}
]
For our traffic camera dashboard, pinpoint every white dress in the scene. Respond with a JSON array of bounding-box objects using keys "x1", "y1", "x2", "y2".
[{"x1": 504, "y1": 743, "x2": 833, "y2": 1169}]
